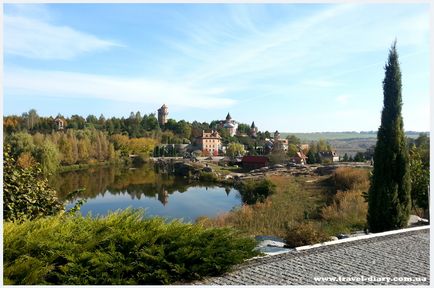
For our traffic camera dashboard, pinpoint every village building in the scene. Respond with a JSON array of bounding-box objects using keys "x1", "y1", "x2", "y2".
[
  {"x1": 318, "y1": 151, "x2": 339, "y2": 162},
  {"x1": 197, "y1": 130, "x2": 221, "y2": 156},
  {"x1": 291, "y1": 151, "x2": 308, "y2": 165},
  {"x1": 272, "y1": 131, "x2": 289, "y2": 152},
  {"x1": 241, "y1": 156, "x2": 269, "y2": 170},
  {"x1": 157, "y1": 104, "x2": 168, "y2": 127},
  {"x1": 54, "y1": 116, "x2": 66, "y2": 130}
]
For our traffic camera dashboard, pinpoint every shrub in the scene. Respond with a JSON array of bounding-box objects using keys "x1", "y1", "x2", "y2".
[
  {"x1": 236, "y1": 178, "x2": 276, "y2": 204},
  {"x1": 333, "y1": 167, "x2": 369, "y2": 191},
  {"x1": 321, "y1": 190, "x2": 367, "y2": 234},
  {"x1": 199, "y1": 171, "x2": 218, "y2": 182},
  {"x1": 3, "y1": 209, "x2": 259, "y2": 285},
  {"x1": 3, "y1": 145, "x2": 63, "y2": 222},
  {"x1": 284, "y1": 222, "x2": 330, "y2": 248}
]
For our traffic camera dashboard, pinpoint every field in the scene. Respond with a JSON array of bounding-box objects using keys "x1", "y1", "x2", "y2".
[
  {"x1": 280, "y1": 131, "x2": 427, "y2": 157},
  {"x1": 281, "y1": 131, "x2": 426, "y2": 141}
]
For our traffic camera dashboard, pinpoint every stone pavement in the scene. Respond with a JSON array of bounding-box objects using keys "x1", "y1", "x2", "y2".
[{"x1": 197, "y1": 228, "x2": 430, "y2": 285}]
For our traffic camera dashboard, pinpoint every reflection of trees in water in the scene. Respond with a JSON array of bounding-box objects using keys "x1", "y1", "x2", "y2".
[{"x1": 50, "y1": 165, "x2": 234, "y2": 205}]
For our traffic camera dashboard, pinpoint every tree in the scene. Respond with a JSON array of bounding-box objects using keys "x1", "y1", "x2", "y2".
[
  {"x1": 409, "y1": 147, "x2": 429, "y2": 218},
  {"x1": 342, "y1": 153, "x2": 349, "y2": 162},
  {"x1": 3, "y1": 145, "x2": 63, "y2": 222},
  {"x1": 367, "y1": 41, "x2": 411, "y2": 232},
  {"x1": 35, "y1": 140, "x2": 60, "y2": 174},
  {"x1": 226, "y1": 142, "x2": 245, "y2": 158},
  {"x1": 353, "y1": 152, "x2": 365, "y2": 162},
  {"x1": 286, "y1": 135, "x2": 301, "y2": 145},
  {"x1": 306, "y1": 150, "x2": 316, "y2": 164}
]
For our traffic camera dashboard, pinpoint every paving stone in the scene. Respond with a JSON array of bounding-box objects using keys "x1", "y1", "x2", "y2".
[{"x1": 196, "y1": 229, "x2": 430, "y2": 285}]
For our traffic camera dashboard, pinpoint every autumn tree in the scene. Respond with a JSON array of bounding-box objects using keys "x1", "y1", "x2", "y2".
[{"x1": 367, "y1": 41, "x2": 411, "y2": 232}]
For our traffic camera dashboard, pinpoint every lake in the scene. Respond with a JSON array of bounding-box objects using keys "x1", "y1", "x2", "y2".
[{"x1": 49, "y1": 164, "x2": 242, "y2": 222}]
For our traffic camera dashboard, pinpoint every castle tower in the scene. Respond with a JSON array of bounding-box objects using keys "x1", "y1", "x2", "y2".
[
  {"x1": 273, "y1": 130, "x2": 281, "y2": 151},
  {"x1": 225, "y1": 112, "x2": 232, "y2": 122},
  {"x1": 158, "y1": 104, "x2": 168, "y2": 127},
  {"x1": 250, "y1": 121, "x2": 257, "y2": 138}
]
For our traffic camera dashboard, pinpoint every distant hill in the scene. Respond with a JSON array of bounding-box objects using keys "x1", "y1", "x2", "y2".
[
  {"x1": 280, "y1": 131, "x2": 429, "y2": 157},
  {"x1": 280, "y1": 131, "x2": 428, "y2": 142}
]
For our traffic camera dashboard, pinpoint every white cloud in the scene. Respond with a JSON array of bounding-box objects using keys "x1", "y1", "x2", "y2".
[
  {"x1": 4, "y1": 14, "x2": 121, "y2": 60},
  {"x1": 4, "y1": 68, "x2": 236, "y2": 109}
]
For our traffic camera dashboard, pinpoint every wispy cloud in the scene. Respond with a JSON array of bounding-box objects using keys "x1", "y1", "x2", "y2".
[
  {"x1": 4, "y1": 68, "x2": 236, "y2": 109},
  {"x1": 4, "y1": 8, "x2": 121, "y2": 60}
]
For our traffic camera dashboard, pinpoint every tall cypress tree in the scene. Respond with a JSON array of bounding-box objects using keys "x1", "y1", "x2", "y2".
[{"x1": 367, "y1": 41, "x2": 411, "y2": 232}]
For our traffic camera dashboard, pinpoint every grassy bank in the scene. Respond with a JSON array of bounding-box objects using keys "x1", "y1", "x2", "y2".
[
  {"x1": 4, "y1": 209, "x2": 258, "y2": 285},
  {"x1": 198, "y1": 174, "x2": 334, "y2": 237},
  {"x1": 57, "y1": 160, "x2": 123, "y2": 173},
  {"x1": 198, "y1": 167, "x2": 371, "y2": 241}
]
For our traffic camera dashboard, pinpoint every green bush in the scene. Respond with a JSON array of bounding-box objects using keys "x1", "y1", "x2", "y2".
[
  {"x1": 284, "y1": 222, "x2": 330, "y2": 248},
  {"x1": 236, "y1": 179, "x2": 276, "y2": 205},
  {"x1": 199, "y1": 171, "x2": 218, "y2": 182},
  {"x1": 4, "y1": 209, "x2": 258, "y2": 285},
  {"x1": 3, "y1": 145, "x2": 63, "y2": 222}
]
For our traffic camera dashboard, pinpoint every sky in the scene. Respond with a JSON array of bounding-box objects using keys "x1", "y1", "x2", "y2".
[{"x1": 3, "y1": 3, "x2": 430, "y2": 132}]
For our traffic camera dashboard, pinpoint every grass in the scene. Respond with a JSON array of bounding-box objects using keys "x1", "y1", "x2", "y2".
[
  {"x1": 200, "y1": 167, "x2": 371, "y2": 241},
  {"x1": 197, "y1": 175, "x2": 333, "y2": 238},
  {"x1": 3, "y1": 209, "x2": 259, "y2": 285}
]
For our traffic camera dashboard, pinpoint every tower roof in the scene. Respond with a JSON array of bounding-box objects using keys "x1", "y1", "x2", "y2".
[
  {"x1": 226, "y1": 113, "x2": 232, "y2": 120},
  {"x1": 251, "y1": 121, "x2": 256, "y2": 128}
]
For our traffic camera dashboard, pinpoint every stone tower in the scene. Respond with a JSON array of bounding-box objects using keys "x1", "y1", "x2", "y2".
[
  {"x1": 158, "y1": 104, "x2": 168, "y2": 126},
  {"x1": 273, "y1": 130, "x2": 281, "y2": 151},
  {"x1": 250, "y1": 121, "x2": 257, "y2": 138}
]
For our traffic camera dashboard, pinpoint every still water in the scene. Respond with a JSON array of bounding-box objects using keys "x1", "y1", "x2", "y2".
[{"x1": 49, "y1": 165, "x2": 242, "y2": 222}]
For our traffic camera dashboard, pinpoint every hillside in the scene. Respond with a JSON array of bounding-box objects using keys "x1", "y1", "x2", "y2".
[
  {"x1": 280, "y1": 131, "x2": 426, "y2": 142},
  {"x1": 280, "y1": 131, "x2": 428, "y2": 157}
]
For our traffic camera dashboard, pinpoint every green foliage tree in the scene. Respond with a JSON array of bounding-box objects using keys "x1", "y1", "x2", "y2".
[
  {"x1": 226, "y1": 142, "x2": 245, "y2": 158},
  {"x1": 306, "y1": 150, "x2": 316, "y2": 164},
  {"x1": 353, "y1": 152, "x2": 365, "y2": 162},
  {"x1": 367, "y1": 42, "x2": 411, "y2": 232},
  {"x1": 34, "y1": 140, "x2": 60, "y2": 174},
  {"x1": 342, "y1": 153, "x2": 349, "y2": 162},
  {"x1": 286, "y1": 135, "x2": 301, "y2": 145},
  {"x1": 237, "y1": 123, "x2": 250, "y2": 134},
  {"x1": 3, "y1": 145, "x2": 63, "y2": 222},
  {"x1": 287, "y1": 144, "x2": 299, "y2": 157},
  {"x1": 409, "y1": 147, "x2": 429, "y2": 217},
  {"x1": 7, "y1": 132, "x2": 35, "y2": 157}
]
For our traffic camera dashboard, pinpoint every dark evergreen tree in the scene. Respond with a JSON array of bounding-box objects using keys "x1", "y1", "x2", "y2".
[{"x1": 367, "y1": 41, "x2": 411, "y2": 232}]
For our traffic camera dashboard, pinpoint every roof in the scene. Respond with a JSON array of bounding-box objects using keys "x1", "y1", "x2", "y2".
[
  {"x1": 226, "y1": 113, "x2": 232, "y2": 120},
  {"x1": 224, "y1": 122, "x2": 235, "y2": 128},
  {"x1": 296, "y1": 151, "x2": 307, "y2": 158},
  {"x1": 251, "y1": 121, "x2": 256, "y2": 128},
  {"x1": 241, "y1": 156, "x2": 269, "y2": 164},
  {"x1": 199, "y1": 130, "x2": 221, "y2": 139},
  {"x1": 198, "y1": 228, "x2": 429, "y2": 285},
  {"x1": 319, "y1": 151, "x2": 338, "y2": 157}
]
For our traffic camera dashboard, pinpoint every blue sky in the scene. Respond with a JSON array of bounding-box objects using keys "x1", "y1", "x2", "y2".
[{"x1": 3, "y1": 3, "x2": 430, "y2": 132}]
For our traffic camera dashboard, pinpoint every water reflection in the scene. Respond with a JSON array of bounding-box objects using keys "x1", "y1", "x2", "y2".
[{"x1": 49, "y1": 164, "x2": 241, "y2": 220}]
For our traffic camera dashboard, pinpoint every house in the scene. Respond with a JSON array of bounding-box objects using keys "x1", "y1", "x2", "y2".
[
  {"x1": 197, "y1": 130, "x2": 221, "y2": 156},
  {"x1": 318, "y1": 151, "x2": 339, "y2": 163},
  {"x1": 54, "y1": 116, "x2": 65, "y2": 130},
  {"x1": 291, "y1": 151, "x2": 308, "y2": 165},
  {"x1": 241, "y1": 156, "x2": 269, "y2": 170}
]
